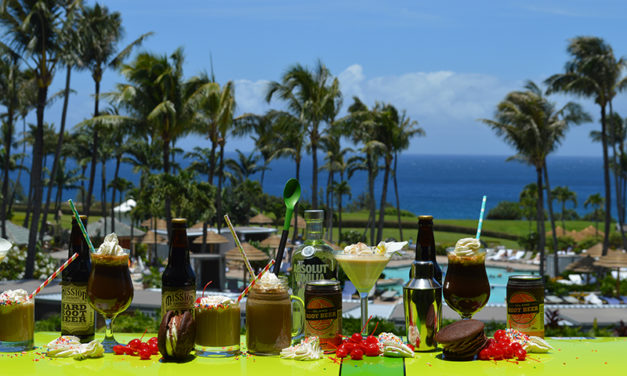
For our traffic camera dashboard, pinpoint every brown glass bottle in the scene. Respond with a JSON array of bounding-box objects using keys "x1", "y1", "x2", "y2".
[
  {"x1": 161, "y1": 218, "x2": 196, "y2": 317},
  {"x1": 415, "y1": 215, "x2": 442, "y2": 285},
  {"x1": 61, "y1": 215, "x2": 95, "y2": 342}
]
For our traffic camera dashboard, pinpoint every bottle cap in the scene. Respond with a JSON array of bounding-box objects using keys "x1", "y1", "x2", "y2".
[{"x1": 418, "y1": 215, "x2": 433, "y2": 222}]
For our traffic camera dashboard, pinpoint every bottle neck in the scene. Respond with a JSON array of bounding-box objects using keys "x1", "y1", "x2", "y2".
[
  {"x1": 417, "y1": 224, "x2": 435, "y2": 262},
  {"x1": 305, "y1": 220, "x2": 323, "y2": 241},
  {"x1": 168, "y1": 228, "x2": 190, "y2": 266},
  {"x1": 70, "y1": 225, "x2": 89, "y2": 258}
]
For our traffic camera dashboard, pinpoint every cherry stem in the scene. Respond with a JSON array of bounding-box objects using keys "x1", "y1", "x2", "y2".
[
  {"x1": 140, "y1": 328, "x2": 148, "y2": 341},
  {"x1": 369, "y1": 321, "x2": 379, "y2": 337},
  {"x1": 360, "y1": 315, "x2": 373, "y2": 335},
  {"x1": 202, "y1": 281, "x2": 213, "y2": 298}
]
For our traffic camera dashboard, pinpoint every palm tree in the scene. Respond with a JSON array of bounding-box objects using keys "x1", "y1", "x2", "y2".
[
  {"x1": 520, "y1": 184, "x2": 538, "y2": 233},
  {"x1": 265, "y1": 60, "x2": 342, "y2": 209},
  {"x1": 552, "y1": 186, "x2": 577, "y2": 232},
  {"x1": 224, "y1": 149, "x2": 266, "y2": 185},
  {"x1": 320, "y1": 135, "x2": 351, "y2": 242},
  {"x1": 104, "y1": 48, "x2": 213, "y2": 239},
  {"x1": 546, "y1": 36, "x2": 627, "y2": 256},
  {"x1": 40, "y1": 1, "x2": 81, "y2": 238},
  {"x1": 77, "y1": 3, "x2": 152, "y2": 217},
  {"x1": 391, "y1": 110, "x2": 423, "y2": 240},
  {"x1": 233, "y1": 110, "x2": 278, "y2": 186},
  {"x1": 584, "y1": 193, "x2": 604, "y2": 236},
  {"x1": 332, "y1": 180, "x2": 351, "y2": 243},
  {"x1": 0, "y1": 0, "x2": 67, "y2": 277},
  {"x1": 481, "y1": 81, "x2": 589, "y2": 277}
]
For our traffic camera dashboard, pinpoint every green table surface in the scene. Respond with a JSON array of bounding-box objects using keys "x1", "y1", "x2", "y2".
[{"x1": 0, "y1": 333, "x2": 626, "y2": 375}]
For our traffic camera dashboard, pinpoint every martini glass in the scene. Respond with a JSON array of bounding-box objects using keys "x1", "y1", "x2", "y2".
[{"x1": 335, "y1": 252, "x2": 391, "y2": 335}]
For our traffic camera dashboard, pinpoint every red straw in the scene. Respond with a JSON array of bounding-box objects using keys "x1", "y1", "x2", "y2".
[
  {"x1": 29, "y1": 252, "x2": 79, "y2": 300},
  {"x1": 236, "y1": 259, "x2": 275, "y2": 303}
]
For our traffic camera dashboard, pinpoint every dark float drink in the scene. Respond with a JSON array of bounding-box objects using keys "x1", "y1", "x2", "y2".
[
  {"x1": 162, "y1": 218, "x2": 196, "y2": 316},
  {"x1": 443, "y1": 238, "x2": 490, "y2": 319},
  {"x1": 61, "y1": 215, "x2": 95, "y2": 342},
  {"x1": 87, "y1": 233, "x2": 133, "y2": 352}
]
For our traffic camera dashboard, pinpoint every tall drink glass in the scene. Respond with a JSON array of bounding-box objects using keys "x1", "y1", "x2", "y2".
[
  {"x1": 87, "y1": 234, "x2": 133, "y2": 352},
  {"x1": 443, "y1": 238, "x2": 489, "y2": 319}
]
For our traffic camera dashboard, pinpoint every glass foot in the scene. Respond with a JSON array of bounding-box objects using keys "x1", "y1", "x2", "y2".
[
  {"x1": 0, "y1": 339, "x2": 34, "y2": 352},
  {"x1": 101, "y1": 337, "x2": 124, "y2": 353}
]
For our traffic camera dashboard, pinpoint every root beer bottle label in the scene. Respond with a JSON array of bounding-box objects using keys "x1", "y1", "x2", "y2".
[
  {"x1": 161, "y1": 218, "x2": 196, "y2": 317},
  {"x1": 61, "y1": 215, "x2": 95, "y2": 342}
]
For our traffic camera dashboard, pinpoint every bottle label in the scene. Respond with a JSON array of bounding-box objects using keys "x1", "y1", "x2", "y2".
[
  {"x1": 293, "y1": 262, "x2": 333, "y2": 285},
  {"x1": 305, "y1": 295, "x2": 341, "y2": 350},
  {"x1": 61, "y1": 284, "x2": 95, "y2": 336},
  {"x1": 162, "y1": 288, "x2": 196, "y2": 315},
  {"x1": 507, "y1": 291, "x2": 544, "y2": 337}
]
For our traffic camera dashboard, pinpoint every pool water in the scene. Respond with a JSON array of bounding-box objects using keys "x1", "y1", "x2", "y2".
[{"x1": 382, "y1": 265, "x2": 537, "y2": 305}]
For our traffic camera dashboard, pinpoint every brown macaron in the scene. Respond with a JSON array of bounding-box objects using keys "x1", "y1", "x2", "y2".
[
  {"x1": 434, "y1": 319, "x2": 487, "y2": 360},
  {"x1": 158, "y1": 310, "x2": 196, "y2": 361}
]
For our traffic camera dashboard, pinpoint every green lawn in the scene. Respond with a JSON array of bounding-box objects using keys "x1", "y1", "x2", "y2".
[{"x1": 9, "y1": 211, "x2": 102, "y2": 230}]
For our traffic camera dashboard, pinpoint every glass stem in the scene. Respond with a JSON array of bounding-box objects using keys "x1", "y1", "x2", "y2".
[
  {"x1": 360, "y1": 292, "x2": 368, "y2": 335},
  {"x1": 104, "y1": 317, "x2": 114, "y2": 342}
]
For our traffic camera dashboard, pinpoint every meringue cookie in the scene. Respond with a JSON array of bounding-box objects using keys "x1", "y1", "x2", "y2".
[
  {"x1": 46, "y1": 336, "x2": 104, "y2": 359},
  {"x1": 280, "y1": 336, "x2": 323, "y2": 361}
]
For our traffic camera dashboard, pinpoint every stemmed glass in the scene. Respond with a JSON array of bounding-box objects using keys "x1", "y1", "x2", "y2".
[
  {"x1": 87, "y1": 253, "x2": 134, "y2": 352},
  {"x1": 335, "y1": 252, "x2": 391, "y2": 334},
  {"x1": 443, "y1": 249, "x2": 490, "y2": 319}
]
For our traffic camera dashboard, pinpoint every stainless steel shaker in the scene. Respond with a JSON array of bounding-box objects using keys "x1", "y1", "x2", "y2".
[{"x1": 403, "y1": 260, "x2": 442, "y2": 351}]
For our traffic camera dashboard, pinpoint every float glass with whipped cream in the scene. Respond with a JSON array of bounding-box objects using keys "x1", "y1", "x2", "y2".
[
  {"x1": 195, "y1": 295, "x2": 240, "y2": 356},
  {"x1": 87, "y1": 233, "x2": 133, "y2": 352},
  {"x1": 0, "y1": 289, "x2": 34, "y2": 352},
  {"x1": 443, "y1": 238, "x2": 490, "y2": 319},
  {"x1": 335, "y1": 241, "x2": 405, "y2": 334},
  {"x1": 246, "y1": 273, "x2": 303, "y2": 355}
]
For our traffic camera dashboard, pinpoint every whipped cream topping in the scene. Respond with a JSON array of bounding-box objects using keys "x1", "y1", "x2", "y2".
[
  {"x1": 453, "y1": 237, "x2": 481, "y2": 256},
  {"x1": 96, "y1": 233, "x2": 126, "y2": 256},
  {"x1": 255, "y1": 272, "x2": 283, "y2": 291},
  {"x1": 378, "y1": 332, "x2": 414, "y2": 358},
  {"x1": 344, "y1": 241, "x2": 407, "y2": 256},
  {"x1": 0, "y1": 289, "x2": 31, "y2": 304},
  {"x1": 195, "y1": 295, "x2": 234, "y2": 308},
  {"x1": 280, "y1": 336, "x2": 323, "y2": 360},
  {"x1": 166, "y1": 315, "x2": 179, "y2": 356},
  {"x1": 46, "y1": 336, "x2": 104, "y2": 359},
  {"x1": 504, "y1": 329, "x2": 553, "y2": 353}
]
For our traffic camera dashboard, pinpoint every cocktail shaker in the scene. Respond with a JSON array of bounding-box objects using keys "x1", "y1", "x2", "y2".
[{"x1": 403, "y1": 261, "x2": 441, "y2": 351}]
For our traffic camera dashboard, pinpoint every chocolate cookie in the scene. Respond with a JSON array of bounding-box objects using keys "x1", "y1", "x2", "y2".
[
  {"x1": 158, "y1": 310, "x2": 196, "y2": 361},
  {"x1": 434, "y1": 319, "x2": 486, "y2": 360}
]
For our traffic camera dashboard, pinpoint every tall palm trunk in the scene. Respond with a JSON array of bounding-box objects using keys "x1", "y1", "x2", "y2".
[
  {"x1": 543, "y1": 164, "x2": 559, "y2": 278},
  {"x1": 53, "y1": 157, "x2": 67, "y2": 215},
  {"x1": 312, "y1": 127, "x2": 319, "y2": 209},
  {"x1": 1, "y1": 60, "x2": 16, "y2": 238},
  {"x1": 163, "y1": 138, "x2": 172, "y2": 241},
  {"x1": 25, "y1": 85, "x2": 49, "y2": 279},
  {"x1": 101, "y1": 159, "x2": 107, "y2": 234},
  {"x1": 376, "y1": 156, "x2": 392, "y2": 243},
  {"x1": 366, "y1": 153, "x2": 376, "y2": 245},
  {"x1": 40, "y1": 66, "x2": 72, "y2": 239},
  {"x1": 111, "y1": 155, "x2": 121, "y2": 233},
  {"x1": 292, "y1": 158, "x2": 301, "y2": 243},
  {"x1": 609, "y1": 101, "x2": 626, "y2": 249},
  {"x1": 23, "y1": 176, "x2": 33, "y2": 227},
  {"x1": 392, "y1": 152, "x2": 403, "y2": 241},
  {"x1": 325, "y1": 169, "x2": 333, "y2": 242},
  {"x1": 535, "y1": 166, "x2": 546, "y2": 278},
  {"x1": 86, "y1": 78, "x2": 101, "y2": 217},
  {"x1": 8, "y1": 118, "x2": 27, "y2": 218},
  {"x1": 600, "y1": 106, "x2": 611, "y2": 256},
  {"x1": 80, "y1": 163, "x2": 87, "y2": 209},
  {"x1": 216, "y1": 140, "x2": 225, "y2": 233}
]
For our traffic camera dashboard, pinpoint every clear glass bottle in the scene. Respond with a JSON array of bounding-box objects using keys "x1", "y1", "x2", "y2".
[{"x1": 291, "y1": 210, "x2": 337, "y2": 335}]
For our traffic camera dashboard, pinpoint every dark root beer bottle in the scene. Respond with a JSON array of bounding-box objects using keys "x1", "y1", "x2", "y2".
[
  {"x1": 161, "y1": 218, "x2": 196, "y2": 317},
  {"x1": 61, "y1": 215, "x2": 95, "y2": 342},
  {"x1": 416, "y1": 215, "x2": 443, "y2": 286}
]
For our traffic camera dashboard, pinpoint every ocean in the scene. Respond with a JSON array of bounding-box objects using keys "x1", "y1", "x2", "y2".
[{"x1": 11, "y1": 153, "x2": 605, "y2": 219}]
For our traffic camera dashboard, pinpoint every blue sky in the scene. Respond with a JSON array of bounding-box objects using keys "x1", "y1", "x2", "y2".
[{"x1": 42, "y1": 0, "x2": 627, "y2": 156}]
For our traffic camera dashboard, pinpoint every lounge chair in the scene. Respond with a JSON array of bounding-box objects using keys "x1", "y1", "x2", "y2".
[
  {"x1": 488, "y1": 249, "x2": 506, "y2": 261},
  {"x1": 545, "y1": 295, "x2": 564, "y2": 304},
  {"x1": 380, "y1": 290, "x2": 398, "y2": 301},
  {"x1": 600, "y1": 296, "x2": 623, "y2": 305},
  {"x1": 509, "y1": 250, "x2": 526, "y2": 261},
  {"x1": 521, "y1": 252, "x2": 534, "y2": 262},
  {"x1": 568, "y1": 274, "x2": 584, "y2": 285},
  {"x1": 584, "y1": 293, "x2": 604, "y2": 305},
  {"x1": 562, "y1": 296, "x2": 580, "y2": 304}
]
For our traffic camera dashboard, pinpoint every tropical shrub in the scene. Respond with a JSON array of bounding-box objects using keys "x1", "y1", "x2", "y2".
[{"x1": 487, "y1": 201, "x2": 522, "y2": 220}]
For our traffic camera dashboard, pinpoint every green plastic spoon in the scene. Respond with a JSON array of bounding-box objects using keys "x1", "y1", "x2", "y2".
[{"x1": 273, "y1": 178, "x2": 301, "y2": 274}]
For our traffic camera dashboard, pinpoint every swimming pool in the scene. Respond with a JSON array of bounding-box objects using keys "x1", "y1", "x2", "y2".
[{"x1": 382, "y1": 265, "x2": 538, "y2": 305}]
